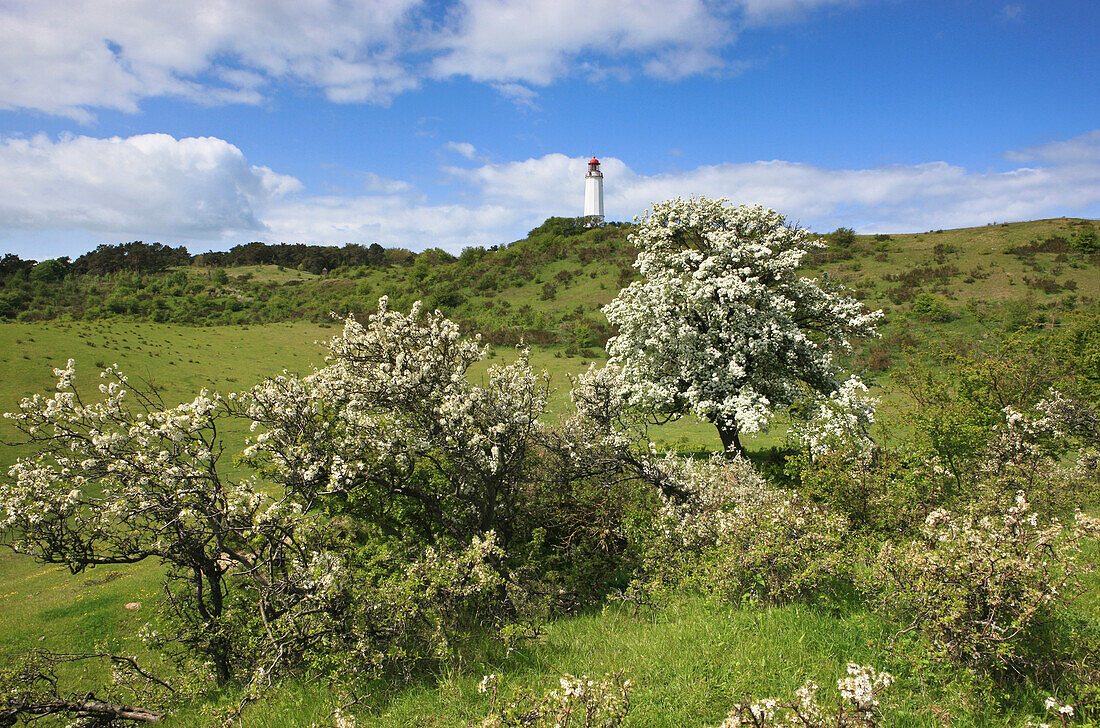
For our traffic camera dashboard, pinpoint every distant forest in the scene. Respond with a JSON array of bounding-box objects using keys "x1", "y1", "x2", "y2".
[{"x1": 4, "y1": 239, "x2": 404, "y2": 279}]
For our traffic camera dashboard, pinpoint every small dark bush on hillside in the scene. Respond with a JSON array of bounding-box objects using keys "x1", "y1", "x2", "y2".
[
  {"x1": 827, "y1": 227, "x2": 857, "y2": 247},
  {"x1": 932, "y1": 242, "x2": 957, "y2": 263},
  {"x1": 1024, "y1": 275, "x2": 1065, "y2": 294},
  {"x1": 909, "y1": 293, "x2": 955, "y2": 322}
]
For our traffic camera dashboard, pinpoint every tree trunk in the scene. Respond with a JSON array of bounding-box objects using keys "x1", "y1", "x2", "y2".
[{"x1": 716, "y1": 418, "x2": 743, "y2": 457}]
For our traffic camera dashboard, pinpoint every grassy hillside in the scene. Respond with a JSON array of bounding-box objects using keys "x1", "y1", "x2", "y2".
[{"x1": 5, "y1": 217, "x2": 1095, "y2": 357}]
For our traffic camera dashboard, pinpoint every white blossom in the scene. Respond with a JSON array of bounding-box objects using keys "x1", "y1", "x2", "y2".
[{"x1": 604, "y1": 197, "x2": 881, "y2": 450}]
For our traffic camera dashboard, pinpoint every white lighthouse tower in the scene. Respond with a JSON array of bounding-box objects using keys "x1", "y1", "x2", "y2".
[{"x1": 583, "y1": 155, "x2": 604, "y2": 221}]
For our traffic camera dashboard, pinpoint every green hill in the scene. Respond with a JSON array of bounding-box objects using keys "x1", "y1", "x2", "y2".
[{"x1": 3, "y1": 217, "x2": 1097, "y2": 362}]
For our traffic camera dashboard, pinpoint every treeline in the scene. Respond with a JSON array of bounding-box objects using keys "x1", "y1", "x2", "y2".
[
  {"x1": 194, "y1": 241, "x2": 407, "y2": 273},
  {"x1": 0, "y1": 219, "x2": 636, "y2": 348},
  {"x1": 0, "y1": 240, "x2": 400, "y2": 280},
  {"x1": 0, "y1": 242, "x2": 192, "y2": 283},
  {"x1": 1, "y1": 218, "x2": 616, "y2": 281}
]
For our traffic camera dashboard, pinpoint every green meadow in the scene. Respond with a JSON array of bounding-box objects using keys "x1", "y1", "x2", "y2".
[{"x1": 1, "y1": 217, "x2": 1098, "y2": 726}]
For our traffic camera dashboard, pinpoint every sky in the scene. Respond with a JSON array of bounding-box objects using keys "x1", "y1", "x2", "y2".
[{"x1": 0, "y1": 0, "x2": 1098, "y2": 260}]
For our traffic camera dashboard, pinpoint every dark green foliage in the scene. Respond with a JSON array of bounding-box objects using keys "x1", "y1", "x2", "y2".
[
  {"x1": 827, "y1": 227, "x2": 856, "y2": 247},
  {"x1": 908, "y1": 292, "x2": 955, "y2": 322},
  {"x1": 195, "y1": 241, "x2": 404, "y2": 273},
  {"x1": 29, "y1": 258, "x2": 70, "y2": 283},
  {"x1": 884, "y1": 263, "x2": 959, "y2": 304},
  {"x1": 72, "y1": 241, "x2": 190, "y2": 275}
]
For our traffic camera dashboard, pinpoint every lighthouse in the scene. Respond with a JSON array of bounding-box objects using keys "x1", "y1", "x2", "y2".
[{"x1": 583, "y1": 156, "x2": 604, "y2": 220}]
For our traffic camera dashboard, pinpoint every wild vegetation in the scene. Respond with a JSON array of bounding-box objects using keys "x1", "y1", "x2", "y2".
[{"x1": 0, "y1": 202, "x2": 1098, "y2": 727}]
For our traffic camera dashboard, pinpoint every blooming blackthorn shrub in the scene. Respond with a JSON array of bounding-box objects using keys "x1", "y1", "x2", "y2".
[
  {"x1": 477, "y1": 671, "x2": 632, "y2": 728},
  {"x1": 640, "y1": 455, "x2": 849, "y2": 604},
  {"x1": 0, "y1": 299, "x2": 666, "y2": 699},
  {"x1": 873, "y1": 491, "x2": 1100, "y2": 682}
]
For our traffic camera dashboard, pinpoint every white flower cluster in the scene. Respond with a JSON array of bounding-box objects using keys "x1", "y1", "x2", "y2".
[
  {"x1": 714, "y1": 664, "x2": 893, "y2": 727},
  {"x1": 604, "y1": 197, "x2": 881, "y2": 444},
  {"x1": 236, "y1": 300, "x2": 548, "y2": 511},
  {"x1": 653, "y1": 454, "x2": 769, "y2": 548},
  {"x1": 0, "y1": 361, "x2": 267, "y2": 568},
  {"x1": 836, "y1": 663, "x2": 893, "y2": 710},
  {"x1": 645, "y1": 455, "x2": 848, "y2": 602},
  {"x1": 479, "y1": 672, "x2": 632, "y2": 728},
  {"x1": 793, "y1": 376, "x2": 878, "y2": 460}
]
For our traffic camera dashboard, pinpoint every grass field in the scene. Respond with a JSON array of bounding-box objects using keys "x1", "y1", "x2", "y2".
[{"x1": 1, "y1": 218, "x2": 1097, "y2": 726}]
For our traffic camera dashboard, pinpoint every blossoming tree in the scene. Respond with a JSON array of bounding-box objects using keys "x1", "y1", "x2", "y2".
[
  {"x1": 0, "y1": 299, "x2": 659, "y2": 705},
  {"x1": 603, "y1": 197, "x2": 882, "y2": 454}
]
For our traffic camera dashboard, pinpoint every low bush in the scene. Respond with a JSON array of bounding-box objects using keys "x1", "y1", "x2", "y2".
[
  {"x1": 872, "y1": 491, "x2": 1100, "y2": 687},
  {"x1": 639, "y1": 456, "x2": 850, "y2": 604},
  {"x1": 477, "y1": 672, "x2": 633, "y2": 728}
]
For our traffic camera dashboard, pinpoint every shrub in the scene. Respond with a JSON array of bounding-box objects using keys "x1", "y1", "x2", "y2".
[
  {"x1": 909, "y1": 292, "x2": 955, "y2": 322},
  {"x1": 641, "y1": 455, "x2": 850, "y2": 603},
  {"x1": 477, "y1": 672, "x2": 632, "y2": 728},
  {"x1": 0, "y1": 301, "x2": 661, "y2": 702},
  {"x1": 828, "y1": 227, "x2": 857, "y2": 247},
  {"x1": 872, "y1": 492, "x2": 1100, "y2": 682},
  {"x1": 789, "y1": 447, "x2": 937, "y2": 536}
]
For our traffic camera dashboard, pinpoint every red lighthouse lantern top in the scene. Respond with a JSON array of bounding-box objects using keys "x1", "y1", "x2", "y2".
[{"x1": 588, "y1": 156, "x2": 599, "y2": 165}]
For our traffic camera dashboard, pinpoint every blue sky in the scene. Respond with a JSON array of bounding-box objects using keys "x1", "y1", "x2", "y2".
[{"x1": 1, "y1": 0, "x2": 1097, "y2": 259}]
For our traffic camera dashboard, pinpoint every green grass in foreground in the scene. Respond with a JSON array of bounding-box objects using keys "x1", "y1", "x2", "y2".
[
  {"x1": 0, "y1": 315, "x2": 1094, "y2": 727},
  {"x1": 166, "y1": 596, "x2": 1057, "y2": 727}
]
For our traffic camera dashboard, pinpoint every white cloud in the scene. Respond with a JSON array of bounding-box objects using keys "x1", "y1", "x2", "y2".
[
  {"x1": 5, "y1": 130, "x2": 1097, "y2": 258},
  {"x1": 362, "y1": 172, "x2": 413, "y2": 194},
  {"x1": 0, "y1": 0, "x2": 863, "y2": 118},
  {"x1": 1004, "y1": 130, "x2": 1100, "y2": 164},
  {"x1": 0, "y1": 133, "x2": 300, "y2": 242},
  {"x1": 0, "y1": 0, "x2": 421, "y2": 118},
  {"x1": 261, "y1": 132, "x2": 1100, "y2": 250},
  {"x1": 442, "y1": 141, "x2": 478, "y2": 159},
  {"x1": 437, "y1": 133, "x2": 1100, "y2": 239},
  {"x1": 490, "y1": 82, "x2": 540, "y2": 109},
  {"x1": 429, "y1": 0, "x2": 733, "y2": 85},
  {"x1": 999, "y1": 3, "x2": 1024, "y2": 21},
  {"x1": 262, "y1": 197, "x2": 517, "y2": 249}
]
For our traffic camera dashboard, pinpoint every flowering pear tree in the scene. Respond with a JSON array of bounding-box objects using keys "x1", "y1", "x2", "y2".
[{"x1": 604, "y1": 197, "x2": 882, "y2": 454}]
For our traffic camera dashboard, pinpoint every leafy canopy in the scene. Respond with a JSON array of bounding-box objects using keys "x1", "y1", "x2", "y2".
[{"x1": 603, "y1": 197, "x2": 882, "y2": 452}]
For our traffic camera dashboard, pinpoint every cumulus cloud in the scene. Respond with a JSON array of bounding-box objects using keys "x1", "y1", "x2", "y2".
[
  {"x1": 0, "y1": 0, "x2": 862, "y2": 118},
  {"x1": 0, "y1": 0, "x2": 421, "y2": 118},
  {"x1": 428, "y1": 0, "x2": 732, "y2": 85},
  {"x1": 258, "y1": 131, "x2": 1100, "y2": 250},
  {"x1": 442, "y1": 143, "x2": 1100, "y2": 237},
  {"x1": 362, "y1": 172, "x2": 413, "y2": 194},
  {"x1": 0, "y1": 133, "x2": 299, "y2": 242},
  {"x1": 4, "y1": 130, "x2": 1097, "y2": 257},
  {"x1": 262, "y1": 197, "x2": 517, "y2": 249},
  {"x1": 490, "y1": 82, "x2": 540, "y2": 109},
  {"x1": 1004, "y1": 130, "x2": 1100, "y2": 163}
]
